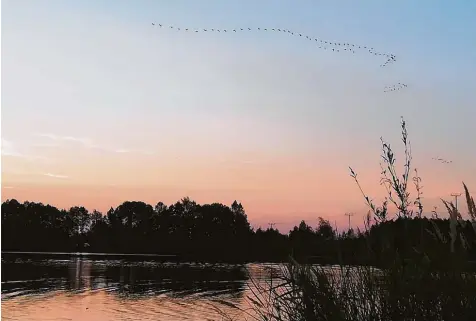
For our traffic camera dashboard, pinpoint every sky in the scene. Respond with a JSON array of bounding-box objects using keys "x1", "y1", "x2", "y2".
[{"x1": 2, "y1": 0, "x2": 475, "y2": 231}]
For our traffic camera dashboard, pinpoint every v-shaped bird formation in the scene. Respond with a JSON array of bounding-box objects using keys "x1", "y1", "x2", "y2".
[
  {"x1": 151, "y1": 23, "x2": 397, "y2": 67},
  {"x1": 151, "y1": 22, "x2": 406, "y2": 93}
]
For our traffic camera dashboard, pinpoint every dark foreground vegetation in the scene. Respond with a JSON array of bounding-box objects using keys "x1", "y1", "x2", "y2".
[{"x1": 227, "y1": 118, "x2": 476, "y2": 321}]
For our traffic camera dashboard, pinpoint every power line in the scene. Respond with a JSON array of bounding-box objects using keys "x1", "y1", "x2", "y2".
[
  {"x1": 344, "y1": 213, "x2": 354, "y2": 231},
  {"x1": 451, "y1": 193, "x2": 462, "y2": 212},
  {"x1": 268, "y1": 222, "x2": 282, "y2": 230}
]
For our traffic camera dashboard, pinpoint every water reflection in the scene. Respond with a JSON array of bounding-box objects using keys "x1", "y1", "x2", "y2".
[{"x1": 2, "y1": 253, "x2": 272, "y2": 320}]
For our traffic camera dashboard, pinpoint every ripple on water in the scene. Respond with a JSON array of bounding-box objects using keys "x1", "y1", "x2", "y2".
[{"x1": 1, "y1": 256, "x2": 276, "y2": 320}]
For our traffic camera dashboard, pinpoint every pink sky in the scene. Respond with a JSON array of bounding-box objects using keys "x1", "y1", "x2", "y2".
[
  {"x1": 1, "y1": 152, "x2": 471, "y2": 232},
  {"x1": 2, "y1": 1, "x2": 475, "y2": 232}
]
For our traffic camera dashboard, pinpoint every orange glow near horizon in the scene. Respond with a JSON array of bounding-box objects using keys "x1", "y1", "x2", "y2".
[
  {"x1": 2, "y1": 150, "x2": 472, "y2": 232},
  {"x1": 2, "y1": 0, "x2": 475, "y2": 233}
]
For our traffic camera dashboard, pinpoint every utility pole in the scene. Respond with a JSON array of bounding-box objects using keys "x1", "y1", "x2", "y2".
[
  {"x1": 268, "y1": 222, "x2": 277, "y2": 230},
  {"x1": 344, "y1": 213, "x2": 354, "y2": 231},
  {"x1": 451, "y1": 193, "x2": 462, "y2": 212}
]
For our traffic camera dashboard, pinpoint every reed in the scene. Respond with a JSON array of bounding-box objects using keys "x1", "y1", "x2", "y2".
[{"x1": 238, "y1": 118, "x2": 476, "y2": 321}]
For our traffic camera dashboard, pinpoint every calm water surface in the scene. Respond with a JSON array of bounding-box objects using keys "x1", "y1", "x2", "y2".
[{"x1": 1, "y1": 253, "x2": 278, "y2": 321}]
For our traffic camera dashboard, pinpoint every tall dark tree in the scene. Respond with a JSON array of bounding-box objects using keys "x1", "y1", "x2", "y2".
[{"x1": 316, "y1": 217, "x2": 335, "y2": 240}]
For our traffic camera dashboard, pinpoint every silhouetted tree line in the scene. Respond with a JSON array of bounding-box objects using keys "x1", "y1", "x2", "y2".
[{"x1": 2, "y1": 198, "x2": 476, "y2": 264}]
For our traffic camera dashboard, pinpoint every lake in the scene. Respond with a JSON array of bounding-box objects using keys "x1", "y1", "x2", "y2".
[{"x1": 1, "y1": 252, "x2": 279, "y2": 321}]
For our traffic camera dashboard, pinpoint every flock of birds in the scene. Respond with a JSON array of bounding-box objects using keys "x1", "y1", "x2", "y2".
[
  {"x1": 384, "y1": 83, "x2": 408, "y2": 92},
  {"x1": 151, "y1": 23, "x2": 410, "y2": 93},
  {"x1": 151, "y1": 22, "x2": 454, "y2": 165},
  {"x1": 432, "y1": 157, "x2": 453, "y2": 164},
  {"x1": 151, "y1": 23, "x2": 400, "y2": 74}
]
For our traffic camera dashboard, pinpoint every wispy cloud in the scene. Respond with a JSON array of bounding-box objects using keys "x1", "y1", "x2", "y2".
[
  {"x1": 43, "y1": 173, "x2": 69, "y2": 179},
  {"x1": 35, "y1": 133, "x2": 95, "y2": 147},
  {"x1": 32, "y1": 142, "x2": 61, "y2": 148},
  {"x1": 112, "y1": 148, "x2": 155, "y2": 155},
  {"x1": 35, "y1": 133, "x2": 155, "y2": 155},
  {"x1": 2, "y1": 138, "x2": 23, "y2": 157},
  {"x1": 2, "y1": 138, "x2": 52, "y2": 162}
]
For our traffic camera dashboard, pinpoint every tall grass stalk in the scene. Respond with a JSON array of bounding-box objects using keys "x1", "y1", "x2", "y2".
[{"x1": 235, "y1": 118, "x2": 476, "y2": 321}]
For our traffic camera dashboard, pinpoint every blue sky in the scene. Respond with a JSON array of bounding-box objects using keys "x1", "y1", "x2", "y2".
[{"x1": 2, "y1": 0, "x2": 475, "y2": 229}]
